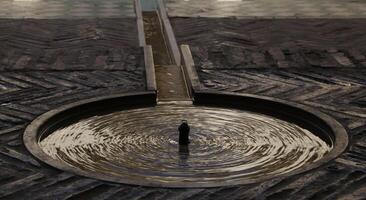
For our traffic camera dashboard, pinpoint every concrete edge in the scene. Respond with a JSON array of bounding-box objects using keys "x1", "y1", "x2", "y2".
[
  {"x1": 181, "y1": 45, "x2": 201, "y2": 95},
  {"x1": 23, "y1": 90, "x2": 348, "y2": 188},
  {"x1": 144, "y1": 45, "x2": 157, "y2": 91},
  {"x1": 135, "y1": 0, "x2": 157, "y2": 91},
  {"x1": 157, "y1": 0, "x2": 181, "y2": 66},
  {"x1": 180, "y1": 45, "x2": 349, "y2": 183},
  {"x1": 193, "y1": 91, "x2": 349, "y2": 181},
  {"x1": 134, "y1": 0, "x2": 146, "y2": 47},
  {"x1": 23, "y1": 91, "x2": 157, "y2": 186}
]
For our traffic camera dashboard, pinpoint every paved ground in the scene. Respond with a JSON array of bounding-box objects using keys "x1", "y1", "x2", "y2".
[
  {"x1": 165, "y1": 0, "x2": 366, "y2": 18},
  {"x1": 0, "y1": 18, "x2": 141, "y2": 70},
  {"x1": 172, "y1": 18, "x2": 366, "y2": 69},
  {"x1": 0, "y1": 1, "x2": 365, "y2": 199},
  {"x1": 4, "y1": 0, "x2": 366, "y2": 19},
  {"x1": 196, "y1": 68, "x2": 366, "y2": 199},
  {"x1": 171, "y1": 17, "x2": 366, "y2": 199},
  {"x1": 0, "y1": 0, "x2": 135, "y2": 18},
  {"x1": 0, "y1": 17, "x2": 364, "y2": 199},
  {"x1": 0, "y1": 19, "x2": 148, "y2": 200}
]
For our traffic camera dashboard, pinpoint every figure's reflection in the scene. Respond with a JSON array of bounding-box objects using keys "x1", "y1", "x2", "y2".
[{"x1": 178, "y1": 144, "x2": 189, "y2": 167}]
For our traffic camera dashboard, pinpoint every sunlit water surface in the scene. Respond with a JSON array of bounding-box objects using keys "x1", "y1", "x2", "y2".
[{"x1": 40, "y1": 104, "x2": 331, "y2": 183}]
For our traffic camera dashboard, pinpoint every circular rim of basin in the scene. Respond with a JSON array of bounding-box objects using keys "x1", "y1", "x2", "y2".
[{"x1": 23, "y1": 91, "x2": 349, "y2": 188}]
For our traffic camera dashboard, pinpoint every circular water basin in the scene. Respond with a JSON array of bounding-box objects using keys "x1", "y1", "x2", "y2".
[{"x1": 24, "y1": 92, "x2": 348, "y2": 188}]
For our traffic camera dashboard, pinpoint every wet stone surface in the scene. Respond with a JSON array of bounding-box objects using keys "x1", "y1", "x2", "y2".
[
  {"x1": 0, "y1": 19, "x2": 142, "y2": 71},
  {"x1": 143, "y1": 12, "x2": 173, "y2": 65},
  {"x1": 171, "y1": 17, "x2": 366, "y2": 199},
  {"x1": 155, "y1": 65, "x2": 190, "y2": 101},
  {"x1": 0, "y1": 16, "x2": 365, "y2": 200},
  {"x1": 165, "y1": 0, "x2": 366, "y2": 18},
  {"x1": 0, "y1": 0, "x2": 135, "y2": 19},
  {"x1": 172, "y1": 18, "x2": 366, "y2": 70}
]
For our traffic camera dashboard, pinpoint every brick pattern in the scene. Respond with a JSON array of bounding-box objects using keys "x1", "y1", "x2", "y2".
[
  {"x1": 0, "y1": 19, "x2": 149, "y2": 199},
  {"x1": 172, "y1": 18, "x2": 366, "y2": 69},
  {"x1": 0, "y1": 71, "x2": 146, "y2": 200},
  {"x1": 0, "y1": 19, "x2": 142, "y2": 71},
  {"x1": 0, "y1": 17, "x2": 366, "y2": 200},
  {"x1": 171, "y1": 17, "x2": 366, "y2": 199},
  {"x1": 165, "y1": 0, "x2": 366, "y2": 18},
  {"x1": 1, "y1": 69, "x2": 364, "y2": 199},
  {"x1": 197, "y1": 68, "x2": 366, "y2": 200}
]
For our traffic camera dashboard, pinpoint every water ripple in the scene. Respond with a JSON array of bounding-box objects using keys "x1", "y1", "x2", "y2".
[{"x1": 40, "y1": 104, "x2": 331, "y2": 184}]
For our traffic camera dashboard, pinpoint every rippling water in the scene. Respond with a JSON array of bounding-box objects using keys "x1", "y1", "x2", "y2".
[{"x1": 40, "y1": 104, "x2": 331, "y2": 184}]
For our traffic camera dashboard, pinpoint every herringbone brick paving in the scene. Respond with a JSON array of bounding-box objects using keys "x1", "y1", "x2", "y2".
[
  {"x1": 1, "y1": 69, "x2": 365, "y2": 199},
  {"x1": 165, "y1": 0, "x2": 366, "y2": 18},
  {"x1": 172, "y1": 18, "x2": 366, "y2": 69},
  {"x1": 198, "y1": 68, "x2": 366, "y2": 200},
  {"x1": 171, "y1": 17, "x2": 366, "y2": 199},
  {"x1": 0, "y1": 0, "x2": 135, "y2": 19},
  {"x1": 0, "y1": 19, "x2": 142, "y2": 71},
  {"x1": 0, "y1": 17, "x2": 365, "y2": 200}
]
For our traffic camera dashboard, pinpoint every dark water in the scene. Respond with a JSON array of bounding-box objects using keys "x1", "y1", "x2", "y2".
[
  {"x1": 143, "y1": 11, "x2": 172, "y2": 65},
  {"x1": 40, "y1": 104, "x2": 331, "y2": 185}
]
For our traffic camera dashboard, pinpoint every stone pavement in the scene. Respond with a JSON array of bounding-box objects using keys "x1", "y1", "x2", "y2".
[
  {"x1": 171, "y1": 17, "x2": 366, "y2": 199},
  {"x1": 0, "y1": 0, "x2": 135, "y2": 18},
  {"x1": 0, "y1": 1, "x2": 365, "y2": 199},
  {"x1": 196, "y1": 67, "x2": 366, "y2": 199},
  {"x1": 4, "y1": 0, "x2": 366, "y2": 19},
  {"x1": 0, "y1": 18, "x2": 142, "y2": 71},
  {"x1": 172, "y1": 18, "x2": 366, "y2": 69},
  {"x1": 0, "y1": 19, "x2": 148, "y2": 199},
  {"x1": 0, "y1": 17, "x2": 364, "y2": 199},
  {"x1": 165, "y1": 0, "x2": 366, "y2": 18}
]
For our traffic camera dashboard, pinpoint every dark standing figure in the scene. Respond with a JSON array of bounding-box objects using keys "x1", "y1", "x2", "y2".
[{"x1": 178, "y1": 120, "x2": 190, "y2": 145}]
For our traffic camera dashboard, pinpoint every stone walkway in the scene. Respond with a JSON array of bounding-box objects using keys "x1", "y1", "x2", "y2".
[
  {"x1": 172, "y1": 18, "x2": 366, "y2": 69},
  {"x1": 0, "y1": 1, "x2": 365, "y2": 199},
  {"x1": 171, "y1": 17, "x2": 366, "y2": 199},
  {"x1": 3, "y1": 0, "x2": 366, "y2": 19},
  {"x1": 0, "y1": 0, "x2": 135, "y2": 18},
  {"x1": 0, "y1": 19, "x2": 141, "y2": 70},
  {"x1": 197, "y1": 68, "x2": 366, "y2": 199},
  {"x1": 0, "y1": 19, "x2": 147, "y2": 199},
  {"x1": 165, "y1": 0, "x2": 366, "y2": 18}
]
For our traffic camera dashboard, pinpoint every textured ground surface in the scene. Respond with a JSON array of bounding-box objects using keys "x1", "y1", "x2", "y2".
[
  {"x1": 165, "y1": 0, "x2": 366, "y2": 18},
  {"x1": 0, "y1": 15, "x2": 366, "y2": 200},
  {"x1": 0, "y1": 19, "x2": 148, "y2": 200},
  {"x1": 0, "y1": 0, "x2": 135, "y2": 18},
  {"x1": 0, "y1": 18, "x2": 142, "y2": 71},
  {"x1": 196, "y1": 68, "x2": 366, "y2": 200},
  {"x1": 172, "y1": 18, "x2": 366, "y2": 69},
  {"x1": 171, "y1": 17, "x2": 366, "y2": 199}
]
